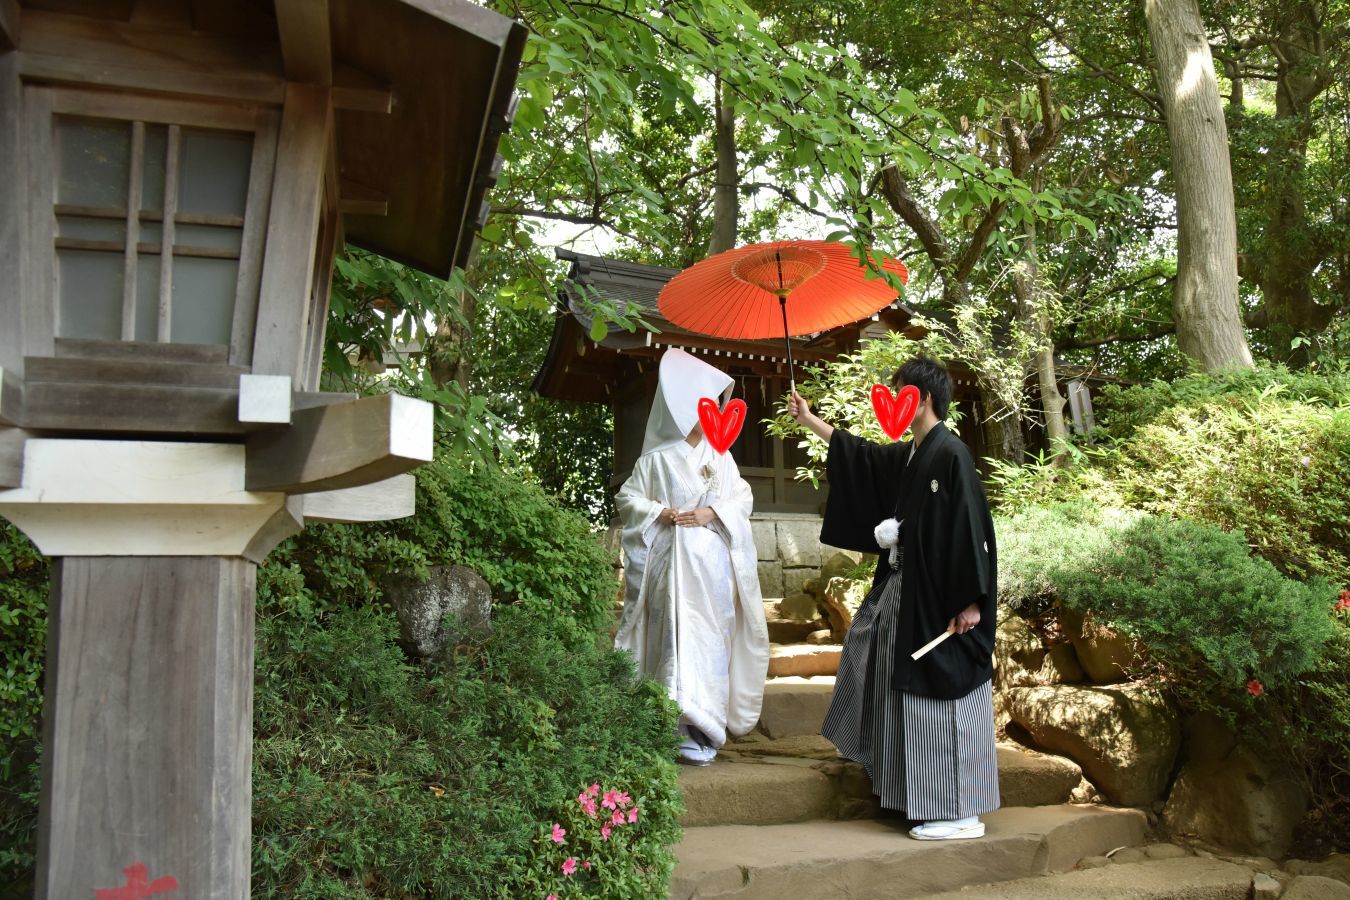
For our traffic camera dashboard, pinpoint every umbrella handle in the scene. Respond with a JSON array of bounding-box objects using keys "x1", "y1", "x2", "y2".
[{"x1": 779, "y1": 295, "x2": 796, "y2": 397}]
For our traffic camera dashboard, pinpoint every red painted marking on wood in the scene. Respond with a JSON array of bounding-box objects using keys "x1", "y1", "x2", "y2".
[{"x1": 94, "y1": 862, "x2": 179, "y2": 899}]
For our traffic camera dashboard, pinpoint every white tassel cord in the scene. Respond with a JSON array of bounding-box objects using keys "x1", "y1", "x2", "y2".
[{"x1": 874, "y1": 517, "x2": 900, "y2": 568}]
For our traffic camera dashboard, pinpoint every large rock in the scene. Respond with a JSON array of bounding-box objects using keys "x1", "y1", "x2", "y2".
[
  {"x1": 1162, "y1": 714, "x2": 1309, "y2": 858},
  {"x1": 995, "y1": 610, "x2": 1045, "y2": 690},
  {"x1": 1284, "y1": 877, "x2": 1350, "y2": 900},
  {"x1": 1040, "y1": 643, "x2": 1085, "y2": 684},
  {"x1": 1288, "y1": 856, "x2": 1350, "y2": 888},
  {"x1": 820, "y1": 551, "x2": 858, "y2": 583},
  {"x1": 757, "y1": 677, "x2": 835, "y2": 738},
  {"x1": 1005, "y1": 683, "x2": 1180, "y2": 807},
  {"x1": 1060, "y1": 607, "x2": 1143, "y2": 684},
  {"x1": 820, "y1": 577, "x2": 867, "y2": 640},
  {"x1": 776, "y1": 519, "x2": 825, "y2": 568},
  {"x1": 382, "y1": 565, "x2": 493, "y2": 658},
  {"x1": 777, "y1": 592, "x2": 819, "y2": 622}
]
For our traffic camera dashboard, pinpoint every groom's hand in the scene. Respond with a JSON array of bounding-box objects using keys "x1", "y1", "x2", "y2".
[
  {"x1": 787, "y1": 391, "x2": 810, "y2": 423},
  {"x1": 948, "y1": 603, "x2": 982, "y2": 635}
]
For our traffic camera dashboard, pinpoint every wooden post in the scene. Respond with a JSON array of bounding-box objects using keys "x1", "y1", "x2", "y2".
[{"x1": 35, "y1": 557, "x2": 255, "y2": 900}]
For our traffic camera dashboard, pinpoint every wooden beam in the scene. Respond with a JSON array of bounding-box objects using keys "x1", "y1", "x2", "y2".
[
  {"x1": 0, "y1": 427, "x2": 24, "y2": 488},
  {"x1": 23, "y1": 381, "x2": 243, "y2": 434},
  {"x1": 339, "y1": 179, "x2": 389, "y2": 217},
  {"x1": 275, "y1": 0, "x2": 331, "y2": 85},
  {"x1": 245, "y1": 392, "x2": 432, "y2": 494},
  {"x1": 54, "y1": 337, "x2": 229, "y2": 364},
  {"x1": 17, "y1": 11, "x2": 288, "y2": 106},
  {"x1": 301, "y1": 474, "x2": 416, "y2": 523},
  {"x1": 252, "y1": 83, "x2": 331, "y2": 380},
  {"x1": 0, "y1": 366, "x2": 22, "y2": 426},
  {"x1": 332, "y1": 62, "x2": 392, "y2": 113},
  {"x1": 25, "y1": 355, "x2": 245, "y2": 389}
]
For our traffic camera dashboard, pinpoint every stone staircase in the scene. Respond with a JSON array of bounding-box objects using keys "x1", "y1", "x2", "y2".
[{"x1": 670, "y1": 675, "x2": 1155, "y2": 899}]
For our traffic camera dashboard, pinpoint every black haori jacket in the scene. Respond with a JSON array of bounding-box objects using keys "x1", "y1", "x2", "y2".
[{"x1": 820, "y1": 421, "x2": 998, "y2": 700}]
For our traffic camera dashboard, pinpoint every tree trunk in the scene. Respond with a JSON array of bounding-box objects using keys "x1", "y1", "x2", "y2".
[
  {"x1": 709, "y1": 76, "x2": 738, "y2": 255},
  {"x1": 1144, "y1": 0, "x2": 1254, "y2": 371},
  {"x1": 1012, "y1": 216, "x2": 1069, "y2": 456},
  {"x1": 981, "y1": 389, "x2": 1027, "y2": 464},
  {"x1": 1259, "y1": 0, "x2": 1334, "y2": 364}
]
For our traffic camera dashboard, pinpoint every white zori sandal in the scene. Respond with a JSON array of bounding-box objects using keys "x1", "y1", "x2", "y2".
[{"x1": 908, "y1": 817, "x2": 985, "y2": 840}]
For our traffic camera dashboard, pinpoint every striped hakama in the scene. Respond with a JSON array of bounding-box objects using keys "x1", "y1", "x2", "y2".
[{"x1": 822, "y1": 562, "x2": 1000, "y2": 820}]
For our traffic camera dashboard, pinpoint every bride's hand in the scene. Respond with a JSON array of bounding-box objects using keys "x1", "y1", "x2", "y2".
[
  {"x1": 675, "y1": 507, "x2": 716, "y2": 527},
  {"x1": 659, "y1": 507, "x2": 679, "y2": 525}
]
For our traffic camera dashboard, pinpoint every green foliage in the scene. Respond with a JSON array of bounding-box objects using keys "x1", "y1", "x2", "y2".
[
  {"x1": 998, "y1": 503, "x2": 1337, "y2": 697},
  {"x1": 0, "y1": 524, "x2": 46, "y2": 881},
  {"x1": 991, "y1": 367, "x2": 1350, "y2": 586},
  {"x1": 251, "y1": 599, "x2": 681, "y2": 898}
]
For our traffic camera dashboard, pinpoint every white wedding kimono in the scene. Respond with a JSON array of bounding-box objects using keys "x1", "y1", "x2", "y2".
[{"x1": 614, "y1": 350, "x2": 769, "y2": 748}]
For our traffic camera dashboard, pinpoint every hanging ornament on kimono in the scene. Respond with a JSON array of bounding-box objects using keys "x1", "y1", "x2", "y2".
[
  {"x1": 698, "y1": 397, "x2": 747, "y2": 454},
  {"x1": 871, "y1": 384, "x2": 920, "y2": 440}
]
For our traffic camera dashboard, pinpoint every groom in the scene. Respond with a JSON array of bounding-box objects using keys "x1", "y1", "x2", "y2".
[{"x1": 788, "y1": 356, "x2": 1000, "y2": 840}]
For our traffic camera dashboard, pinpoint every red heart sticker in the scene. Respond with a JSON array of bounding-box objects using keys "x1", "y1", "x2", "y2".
[
  {"x1": 871, "y1": 384, "x2": 920, "y2": 440},
  {"x1": 698, "y1": 397, "x2": 747, "y2": 455}
]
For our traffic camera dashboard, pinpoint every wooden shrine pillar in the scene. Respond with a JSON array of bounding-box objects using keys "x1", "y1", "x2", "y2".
[{"x1": 37, "y1": 557, "x2": 255, "y2": 898}]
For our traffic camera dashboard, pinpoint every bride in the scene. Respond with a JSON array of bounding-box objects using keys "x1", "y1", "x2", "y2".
[{"x1": 614, "y1": 349, "x2": 768, "y2": 765}]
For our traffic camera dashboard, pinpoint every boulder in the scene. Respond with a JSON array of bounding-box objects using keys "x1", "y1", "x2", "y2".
[
  {"x1": 778, "y1": 592, "x2": 820, "y2": 622},
  {"x1": 1005, "y1": 683, "x2": 1180, "y2": 807},
  {"x1": 382, "y1": 565, "x2": 493, "y2": 658},
  {"x1": 805, "y1": 628, "x2": 835, "y2": 645},
  {"x1": 768, "y1": 644, "x2": 841, "y2": 678},
  {"x1": 1040, "y1": 643, "x2": 1085, "y2": 684},
  {"x1": 1060, "y1": 607, "x2": 1143, "y2": 684},
  {"x1": 1252, "y1": 873, "x2": 1283, "y2": 900},
  {"x1": 1287, "y1": 856, "x2": 1350, "y2": 888},
  {"x1": 820, "y1": 551, "x2": 858, "y2": 583},
  {"x1": 1162, "y1": 714, "x2": 1308, "y2": 858},
  {"x1": 1284, "y1": 876, "x2": 1350, "y2": 900},
  {"x1": 820, "y1": 577, "x2": 867, "y2": 640},
  {"x1": 994, "y1": 611, "x2": 1045, "y2": 690}
]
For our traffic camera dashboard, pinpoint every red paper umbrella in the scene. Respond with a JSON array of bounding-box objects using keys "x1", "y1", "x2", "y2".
[{"x1": 658, "y1": 240, "x2": 908, "y2": 392}]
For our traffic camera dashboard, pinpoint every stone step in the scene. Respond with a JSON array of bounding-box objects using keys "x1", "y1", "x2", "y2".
[
  {"x1": 767, "y1": 643, "x2": 840, "y2": 678},
  {"x1": 920, "y1": 856, "x2": 1258, "y2": 900},
  {"x1": 670, "y1": 804, "x2": 1147, "y2": 899},
  {"x1": 756, "y1": 676, "x2": 835, "y2": 738},
  {"x1": 681, "y1": 737, "x2": 1083, "y2": 827}
]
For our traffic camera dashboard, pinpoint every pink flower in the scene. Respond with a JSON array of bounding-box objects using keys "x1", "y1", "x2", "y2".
[
  {"x1": 1300, "y1": 456, "x2": 1312, "y2": 467},
  {"x1": 627, "y1": 807, "x2": 639, "y2": 824},
  {"x1": 616, "y1": 791, "x2": 632, "y2": 808},
  {"x1": 582, "y1": 860, "x2": 593, "y2": 869},
  {"x1": 1247, "y1": 679, "x2": 1264, "y2": 698},
  {"x1": 587, "y1": 783, "x2": 600, "y2": 797},
  {"x1": 601, "y1": 823, "x2": 613, "y2": 841},
  {"x1": 601, "y1": 789, "x2": 622, "y2": 810},
  {"x1": 610, "y1": 809, "x2": 625, "y2": 826},
  {"x1": 550, "y1": 823, "x2": 566, "y2": 843},
  {"x1": 581, "y1": 798, "x2": 598, "y2": 818},
  {"x1": 1336, "y1": 590, "x2": 1350, "y2": 612},
  {"x1": 547, "y1": 895, "x2": 557, "y2": 900},
  {"x1": 562, "y1": 857, "x2": 578, "y2": 877}
]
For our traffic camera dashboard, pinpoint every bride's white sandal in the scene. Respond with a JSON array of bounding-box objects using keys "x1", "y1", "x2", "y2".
[{"x1": 908, "y1": 817, "x2": 985, "y2": 840}]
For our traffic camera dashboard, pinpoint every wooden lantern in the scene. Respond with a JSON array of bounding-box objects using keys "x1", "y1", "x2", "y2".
[{"x1": 0, "y1": 2, "x2": 523, "y2": 896}]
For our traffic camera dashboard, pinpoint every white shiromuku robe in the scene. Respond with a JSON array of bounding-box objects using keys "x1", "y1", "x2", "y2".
[{"x1": 614, "y1": 349, "x2": 768, "y2": 748}]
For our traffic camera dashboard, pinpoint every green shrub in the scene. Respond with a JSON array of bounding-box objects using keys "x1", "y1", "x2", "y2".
[
  {"x1": 284, "y1": 455, "x2": 619, "y2": 636},
  {"x1": 0, "y1": 524, "x2": 46, "y2": 883},
  {"x1": 251, "y1": 599, "x2": 681, "y2": 898},
  {"x1": 998, "y1": 503, "x2": 1338, "y2": 698},
  {"x1": 991, "y1": 367, "x2": 1350, "y2": 586}
]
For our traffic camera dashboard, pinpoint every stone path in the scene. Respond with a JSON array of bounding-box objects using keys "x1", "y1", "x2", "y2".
[{"x1": 669, "y1": 674, "x2": 1350, "y2": 899}]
